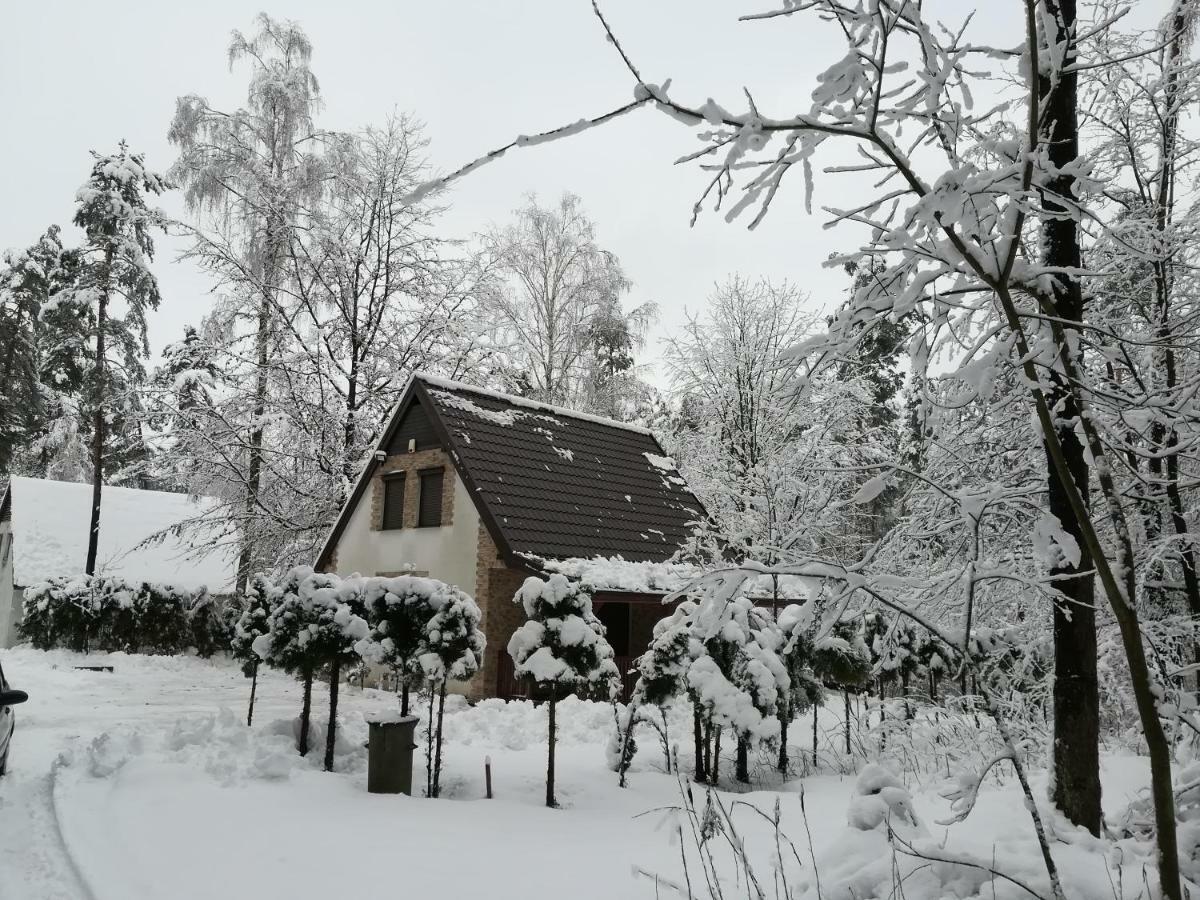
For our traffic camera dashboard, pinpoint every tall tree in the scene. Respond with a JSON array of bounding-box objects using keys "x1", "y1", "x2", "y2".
[
  {"x1": 65, "y1": 143, "x2": 166, "y2": 573},
  {"x1": 482, "y1": 193, "x2": 648, "y2": 408},
  {"x1": 665, "y1": 276, "x2": 883, "y2": 566},
  {"x1": 168, "y1": 13, "x2": 325, "y2": 590},
  {"x1": 0, "y1": 226, "x2": 85, "y2": 475}
]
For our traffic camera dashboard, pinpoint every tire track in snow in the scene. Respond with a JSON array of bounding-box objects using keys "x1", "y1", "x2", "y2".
[{"x1": 0, "y1": 761, "x2": 96, "y2": 900}]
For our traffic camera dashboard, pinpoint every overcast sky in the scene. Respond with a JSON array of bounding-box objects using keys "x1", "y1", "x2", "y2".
[{"x1": 1, "y1": 1, "x2": 1158, "y2": 381}]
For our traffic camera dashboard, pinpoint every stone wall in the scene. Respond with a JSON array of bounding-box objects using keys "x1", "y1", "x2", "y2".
[{"x1": 471, "y1": 523, "x2": 528, "y2": 700}]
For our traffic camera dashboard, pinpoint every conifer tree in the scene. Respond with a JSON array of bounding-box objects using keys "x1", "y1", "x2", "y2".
[
  {"x1": 507, "y1": 574, "x2": 620, "y2": 807},
  {"x1": 0, "y1": 226, "x2": 85, "y2": 474},
  {"x1": 232, "y1": 573, "x2": 277, "y2": 726},
  {"x1": 361, "y1": 576, "x2": 441, "y2": 716},
  {"x1": 254, "y1": 567, "x2": 371, "y2": 767},
  {"x1": 418, "y1": 587, "x2": 485, "y2": 797},
  {"x1": 65, "y1": 143, "x2": 166, "y2": 573}
]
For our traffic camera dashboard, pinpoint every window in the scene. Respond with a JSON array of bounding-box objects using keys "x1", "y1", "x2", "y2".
[
  {"x1": 418, "y1": 468, "x2": 444, "y2": 527},
  {"x1": 381, "y1": 474, "x2": 405, "y2": 530}
]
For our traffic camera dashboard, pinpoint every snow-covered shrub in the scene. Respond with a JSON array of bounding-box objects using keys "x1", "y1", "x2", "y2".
[
  {"x1": 688, "y1": 595, "x2": 787, "y2": 783},
  {"x1": 186, "y1": 588, "x2": 232, "y2": 659},
  {"x1": 416, "y1": 585, "x2": 485, "y2": 797},
  {"x1": 359, "y1": 575, "x2": 443, "y2": 716},
  {"x1": 507, "y1": 573, "x2": 620, "y2": 807},
  {"x1": 253, "y1": 567, "x2": 370, "y2": 768},
  {"x1": 231, "y1": 573, "x2": 280, "y2": 726},
  {"x1": 21, "y1": 576, "x2": 104, "y2": 651},
  {"x1": 615, "y1": 614, "x2": 693, "y2": 783},
  {"x1": 20, "y1": 575, "x2": 211, "y2": 655}
]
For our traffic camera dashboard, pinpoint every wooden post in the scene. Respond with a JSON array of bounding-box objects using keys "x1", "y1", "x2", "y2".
[{"x1": 485, "y1": 755, "x2": 493, "y2": 799}]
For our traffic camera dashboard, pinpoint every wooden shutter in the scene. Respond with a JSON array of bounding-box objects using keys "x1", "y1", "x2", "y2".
[
  {"x1": 382, "y1": 474, "x2": 405, "y2": 529},
  {"x1": 418, "y1": 469, "x2": 444, "y2": 527}
]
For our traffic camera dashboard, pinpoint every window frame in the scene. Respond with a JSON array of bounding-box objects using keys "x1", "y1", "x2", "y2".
[
  {"x1": 381, "y1": 472, "x2": 407, "y2": 530},
  {"x1": 416, "y1": 467, "x2": 445, "y2": 528}
]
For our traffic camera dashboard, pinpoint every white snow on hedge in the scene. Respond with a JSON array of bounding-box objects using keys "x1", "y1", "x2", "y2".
[{"x1": 4, "y1": 477, "x2": 235, "y2": 592}]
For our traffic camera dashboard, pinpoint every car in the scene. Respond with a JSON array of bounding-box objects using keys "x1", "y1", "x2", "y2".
[{"x1": 0, "y1": 656, "x2": 29, "y2": 776}]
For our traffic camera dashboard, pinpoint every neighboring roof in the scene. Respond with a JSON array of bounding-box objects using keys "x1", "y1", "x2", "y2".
[
  {"x1": 316, "y1": 373, "x2": 707, "y2": 572},
  {"x1": 2, "y1": 477, "x2": 237, "y2": 592}
]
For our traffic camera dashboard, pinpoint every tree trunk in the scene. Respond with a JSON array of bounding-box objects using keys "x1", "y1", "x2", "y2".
[
  {"x1": 426, "y1": 681, "x2": 436, "y2": 797},
  {"x1": 709, "y1": 726, "x2": 722, "y2": 787},
  {"x1": 844, "y1": 691, "x2": 852, "y2": 756},
  {"x1": 400, "y1": 679, "x2": 410, "y2": 717},
  {"x1": 692, "y1": 706, "x2": 707, "y2": 783},
  {"x1": 1039, "y1": 0, "x2": 1102, "y2": 838},
  {"x1": 246, "y1": 661, "x2": 258, "y2": 727},
  {"x1": 735, "y1": 736, "x2": 749, "y2": 784},
  {"x1": 546, "y1": 687, "x2": 557, "y2": 808},
  {"x1": 324, "y1": 659, "x2": 341, "y2": 772},
  {"x1": 235, "y1": 290, "x2": 272, "y2": 596},
  {"x1": 298, "y1": 669, "x2": 313, "y2": 756},
  {"x1": 432, "y1": 679, "x2": 447, "y2": 798},
  {"x1": 85, "y1": 250, "x2": 113, "y2": 576},
  {"x1": 777, "y1": 699, "x2": 789, "y2": 774}
]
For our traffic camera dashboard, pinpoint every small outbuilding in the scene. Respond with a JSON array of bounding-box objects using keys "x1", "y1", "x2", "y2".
[{"x1": 0, "y1": 477, "x2": 237, "y2": 647}]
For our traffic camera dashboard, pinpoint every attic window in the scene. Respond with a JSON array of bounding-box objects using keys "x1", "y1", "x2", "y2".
[
  {"x1": 418, "y1": 468, "x2": 444, "y2": 527},
  {"x1": 382, "y1": 473, "x2": 406, "y2": 530}
]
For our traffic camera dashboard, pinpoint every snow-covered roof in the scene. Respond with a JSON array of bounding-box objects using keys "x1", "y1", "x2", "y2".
[
  {"x1": 3, "y1": 477, "x2": 236, "y2": 593},
  {"x1": 417, "y1": 372, "x2": 656, "y2": 436},
  {"x1": 533, "y1": 554, "x2": 818, "y2": 601}
]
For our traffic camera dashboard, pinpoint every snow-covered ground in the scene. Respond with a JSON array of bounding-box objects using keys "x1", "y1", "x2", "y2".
[{"x1": 0, "y1": 648, "x2": 1164, "y2": 900}]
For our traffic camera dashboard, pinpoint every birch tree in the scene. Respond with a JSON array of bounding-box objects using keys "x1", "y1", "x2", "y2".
[{"x1": 168, "y1": 13, "x2": 326, "y2": 590}]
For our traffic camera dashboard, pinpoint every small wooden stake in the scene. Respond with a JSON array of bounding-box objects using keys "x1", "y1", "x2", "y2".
[{"x1": 485, "y1": 755, "x2": 493, "y2": 799}]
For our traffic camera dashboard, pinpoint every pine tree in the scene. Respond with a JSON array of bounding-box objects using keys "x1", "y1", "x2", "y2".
[
  {"x1": 616, "y1": 615, "x2": 691, "y2": 786},
  {"x1": 232, "y1": 573, "x2": 277, "y2": 726},
  {"x1": 0, "y1": 226, "x2": 85, "y2": 474},
  {"x1": 253, "y1": 567, "x2": 370, "y2": 767},
  {"x1": 507, "y1": 574, "x2": 620, "y2": 807},
  {"x1": 65, "y1": 143, "x2": 166, "y2": 573},
  {"x1": 417, "y1": 586, "x2": 485, "y2": 797},
  {"x1": 361, "y1": 576, "x2": 442, "y2": 716}
]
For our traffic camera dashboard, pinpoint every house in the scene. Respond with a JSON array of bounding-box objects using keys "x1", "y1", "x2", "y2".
[
  {"x1": 0, "y1": 477, "x2": 237, "y2": 647},
  {"x1": 315, "y1": 373, "x2": 709, "y2": 699}
]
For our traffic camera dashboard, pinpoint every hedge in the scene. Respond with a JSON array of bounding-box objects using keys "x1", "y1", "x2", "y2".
[{"x1": 19, "y1": 575, "x2": 233, "y2": 656}]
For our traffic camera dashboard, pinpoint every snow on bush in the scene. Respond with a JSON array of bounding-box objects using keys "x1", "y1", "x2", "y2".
[
  {"x1": 252, "y1": 567, "x2": 370, "y2": 763},
  {"x1": 507, "y1": 574, "x2": 619, "y2": 807},
  {"x1": 357, "y1": 574, "x2": 446, "y2": 714},
  {"x1": 20, "y1": 574, "x2": 226, "y2": 655},
  {"x1": 508, "y1": 574, "x2": 620, "y2": 696}
]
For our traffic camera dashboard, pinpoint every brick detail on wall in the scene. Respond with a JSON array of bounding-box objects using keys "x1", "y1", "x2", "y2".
[
  {"x1": 369, "y1": 449, "x2": 455, "y2": 532},
  {"x1": 471, "y1": 522, "x2": 529, "y2": 700}
]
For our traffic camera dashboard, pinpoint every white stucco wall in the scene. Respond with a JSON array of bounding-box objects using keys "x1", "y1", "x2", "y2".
[
  {"x1": 0, "y1": 524, "x2": 18, "y2": 648},
  {"x1": 332, "y1": 470, "x2": 480, "y2": 594}
]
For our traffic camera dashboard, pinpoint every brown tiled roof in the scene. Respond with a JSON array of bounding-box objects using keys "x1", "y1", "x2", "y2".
[{"x1": 420, "y1": 376, "x2": 704, "y2": 563}]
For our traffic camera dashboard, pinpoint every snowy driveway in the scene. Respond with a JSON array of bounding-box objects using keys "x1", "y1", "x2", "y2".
[
  {"x1": 0, "y1": 648, "x2": 1163, "y2": 900},
  {"x1": 0, "y1": 649, "x2": 846, "y2": 900}
]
